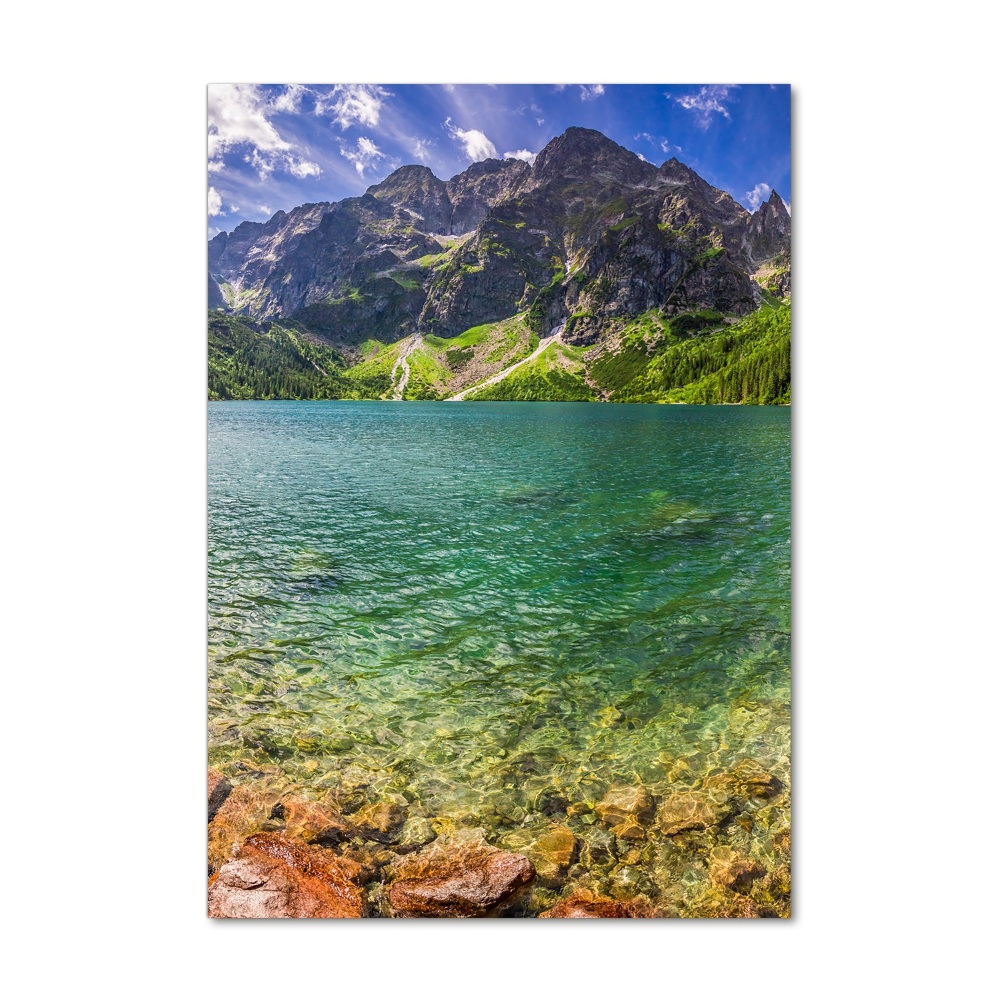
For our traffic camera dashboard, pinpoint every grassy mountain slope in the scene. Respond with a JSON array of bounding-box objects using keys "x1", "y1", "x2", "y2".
[
  {"x1": 208, "y1": 302, "x2": 790, "y2": 404},
  {"x1": 467, "y1": 340, "x2": 596, "y2": 401}
]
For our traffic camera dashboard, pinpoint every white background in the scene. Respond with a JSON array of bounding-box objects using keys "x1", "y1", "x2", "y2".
[{"x1": 4, "y1": 2, "x2": 995, "y2": 996}]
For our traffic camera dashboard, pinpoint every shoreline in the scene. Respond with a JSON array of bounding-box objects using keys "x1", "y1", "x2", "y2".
[
  {"x1": 207, "y1": 398, "x2": 792, "y2": 406},
  {"x1": 207, "y1": 755, "x2": 791, "y2": 918}
]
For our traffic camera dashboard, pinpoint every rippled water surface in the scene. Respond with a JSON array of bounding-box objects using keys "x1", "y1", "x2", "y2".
[{"x1": 209, "y1": 401, "x2": 790, "y2": 912}]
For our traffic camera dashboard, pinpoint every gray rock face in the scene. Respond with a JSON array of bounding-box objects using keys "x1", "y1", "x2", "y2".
[
  {"x1": 368, "y1": 165, "x2": 451, "y2": 232},
  {"x1": 207, "y1": 127, "x2": 791, "y2": 348},
  {"x1": 746, "y1": 188, "x2": 791, "y2": 260},
  {"x1": 744, "y1": 189, "x2": 791, "y2": 296},
  {"x1": 445, "y1": 158, "x2": 530, "y2": 234}
]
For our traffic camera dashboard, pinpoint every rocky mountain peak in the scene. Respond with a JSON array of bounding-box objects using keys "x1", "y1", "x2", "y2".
[
  {"x1": 657, "y1": 157, "x2": 709, "y2": 191},
  {"x1": 749, "y1": 189, "x2": 790, "y2": 235},
  {"x1": 531, "y1": 127, "x2": 654, "y2": 186},
  {"x1": 763, "y1": 190, "x2": 791, "y2": 228},
  {"x1": 369, "y1": 164, "x2": 440, "y2": 196},
  {"x1": 368, "y1": 164, "x2": 450, "y2": 229}
]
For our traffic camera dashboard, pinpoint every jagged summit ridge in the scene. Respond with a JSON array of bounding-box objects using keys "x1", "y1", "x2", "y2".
[{"x1": 208, "y1": 126, "x2": 790, "y2": 343}]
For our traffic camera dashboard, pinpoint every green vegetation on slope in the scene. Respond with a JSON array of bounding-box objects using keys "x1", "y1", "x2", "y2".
[
  {"x1": 424, "y1": 314, "x2": 538, "y2": 392},
  {"x1": 340, "y1": 340, "x2": 401, "y2": 397},
  {"x1": 208, "y1": 314, "x2": 352, "y2": 400},
  {"x1": 611, "y1": 303, "x2": 790, "y2": 404},
  {"x1": 208, "y1": 301, "x2": 789, "y2": 404},
  {"x1": 468, "y1": 341, "x2": 596, "y2": 402},
  {"x1": 401, "y1": 347, "x2": 451, "y2": 400}
]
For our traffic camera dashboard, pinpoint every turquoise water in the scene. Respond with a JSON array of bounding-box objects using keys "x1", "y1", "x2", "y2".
[{"x1": 208, "y1": 401, "x2": 790, "y2": 910}]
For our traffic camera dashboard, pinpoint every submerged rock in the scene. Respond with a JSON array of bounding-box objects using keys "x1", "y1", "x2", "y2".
[
  {"x1": 207, "y1": 768, "x2": 231, "y2": 822},
  {"x1": 398, "y1": 816, "x2": 436, "y2": 847},
  {"x1": 531, "y1": 826, "x2": 577, "y2": 883},
  {"x1": 539, "y1": 890, "x2": 655, "y2": 918},
  {"x1": 753, "y1": 862, "x2": 791, "y2": 914},
  {"x1": 657, "y1": 791, "x2": 733, "y2": 837},
  {"x1": 387, "y1": 833, "x2": 535, "y2": 917},
  {"x1": 708, "y1": 847, "x2": 766, "y2": 895},
  {"x1": 773, "y1": 827, "x2": 791, "y2": 855},
  {"x1": 705, "y1": 759, "x2": 783, "y2": 801},
  {"x1": 208, "y1": 833, "x2": 364, "y2": 918},
  {"x1": 611, "y1": 816, "x2": 648, "y2": 841},
  {"x1": 280, "y1": 797, "x2": 350, "y2": 846},
  {"x1": 688, "y1": 886, "x2": 763, "y2": 919},
  {"x1": 351, "y1": 800, "x2": 407, "y2": 843},
  {"x1": 207, "y1": 782, "x2": 280, "y2": 875},
  {"x1": 594, "y1": 786, "x2": 655, "y2": 835}
]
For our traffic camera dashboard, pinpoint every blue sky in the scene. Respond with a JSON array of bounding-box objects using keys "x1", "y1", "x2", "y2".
[{"x1": 208, "y1": 84, "x2": 790, "y2": 236}]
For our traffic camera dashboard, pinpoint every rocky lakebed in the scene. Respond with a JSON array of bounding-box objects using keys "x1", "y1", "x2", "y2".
[{"x1": 207, "y1": 752, "x2": 790, "y2": 918}]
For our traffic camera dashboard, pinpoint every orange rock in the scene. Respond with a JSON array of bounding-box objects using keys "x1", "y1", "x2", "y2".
[
  {"x1": 539, "y1": 890, "x2": 654, "y2": 918},
  {"x1": 207, "y1": 783, "x2": 279, "y2": 875},
  {"x1": 208, "y1": 833, "x2": 364, "y2": 919},
  {"x1": 387, "y1": 836, "x2": 535, "y2": 917}
]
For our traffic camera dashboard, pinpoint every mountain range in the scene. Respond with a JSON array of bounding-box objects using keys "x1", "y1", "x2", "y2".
[{"x1": 208, "y1": 127, "x2": 790, "y2": 403}]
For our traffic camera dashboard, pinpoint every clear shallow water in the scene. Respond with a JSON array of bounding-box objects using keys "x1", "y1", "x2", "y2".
[{"x1": 209, "y1": 401, "x2": 790, "y2": 910}]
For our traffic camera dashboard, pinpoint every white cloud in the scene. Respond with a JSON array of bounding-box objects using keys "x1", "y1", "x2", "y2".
[
  {"x1": 637, "y1": 153, "x2": 649, "y2": 163},
  {"x1": 340, "y1": 136, "x2": 386, "y2": 177},
  {"x1": 289, "y1": 159, "x2": 321, "y2": 178},
  {"x1": 258, "y1": 204, "x2": 272, "y2": 216},
  {"x1": 635, "y1": 131, "x2": 655, "y2": 143},
  {"x1": 503, "y1": 148, "x2": 537, "y2": 164},
  {"x1": 412, "y1": 138, "x2": 434, "y2": 163},
  {"x1": 782, "y1": 198, "x2": 792, "y2": 214},
  {"x1": 319, "y1": 84, "x2": 390, "y2": 130},
  {"x1": 208, "y1": 83, "x2": 320, "y2": 180},
  {"x1": 746, "y1": 182, "x2": 771, "y2": 211},
  {"x1": 579, "y1": 84, "x2": 605, "y2": 101},
  {"x1": 675, "y1": 85, "x2": 738, "y2": 128},
  {"x1": 660, "y1": 137, "x2": 682, "y2": 154},
  {"x1": 228, "y1": 204, "x2": 239, "y2": 213},
  {"x1": 271, "y1": 84, "x2": 308, "y2": 114},
  {"x1": 207, "y1": 187, "x2": 223, "y2": 217},
  {"x1": 208, "y1": 84, "x2": 286, "y2": 159},
  {"x1": 444, "y1": 118, "x2": 497, "y2": 161}
]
